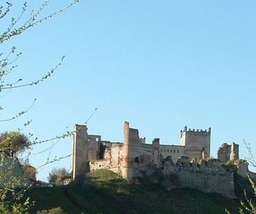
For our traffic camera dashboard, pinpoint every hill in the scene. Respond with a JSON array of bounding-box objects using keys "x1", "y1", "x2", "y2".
[{"x1": 27, "y1": 169, "x2": 243, "y2": 214}]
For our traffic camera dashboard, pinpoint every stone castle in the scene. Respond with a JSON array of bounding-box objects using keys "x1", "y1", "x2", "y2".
[{"x1": 71, "y1": 121, "x2": 248, "y2": 198}]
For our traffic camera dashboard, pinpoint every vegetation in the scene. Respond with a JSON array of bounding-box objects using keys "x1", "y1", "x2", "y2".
[
  {"x1": 223, "y1": 143, "x2": 256, "y2": 214},
  {"x1": 238, "y1": 143, "x2": 256, "y2": 214},
  {"x1": 48, "y1": 168, "x2": 70, "y2": 186},
  {"x1": 0, "y1": 131, "x2": 31, "y2": 156},
  {"x1": 22, "y1": 164, "x2": 37, "y2": 180},
  {"x1": 26, "y1": 169, "x2": 242, "y2": 214},
  {"x1": 0, "y1": 1, "x2": 78, "y2": 213},
  {"x1": 0, "y1": 0, "x2": 255, "y2": 213},
  {"x1": 36, "y1": 207, "x2": 67, "y2": 214}
]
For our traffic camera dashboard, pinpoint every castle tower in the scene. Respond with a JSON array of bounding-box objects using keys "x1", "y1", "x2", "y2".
[
  {"x1": 230, "y1": 142, "x2": 239, "y2": 161},
  {"x1": 152, "y1": 138, "x2": 161, "y2": 167},
  {"x1": 180, "y1": 126, "x2": 211, "y2": 161},
  {"x1": 72, "y1": 124, "x2": 89, "y2": 181},
  {"x1": 121, "y1": 121, "x2": 140, "y2": 180},
  {"x1": 121, "y1": 121, "x2": 130, "y2": 179}
]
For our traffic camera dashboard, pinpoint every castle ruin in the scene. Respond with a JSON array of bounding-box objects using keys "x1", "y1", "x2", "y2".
[
  {"x1": 71, "y1": 121, "x2": 245, "y2": 198},
  {"x1": 217, "y1": 142, "x2": 239, "y2": 162}
]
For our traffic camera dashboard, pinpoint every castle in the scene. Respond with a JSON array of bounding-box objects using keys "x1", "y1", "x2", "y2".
[{"x1": 71, "y1": 121, "x2": 247, "y2": 198}]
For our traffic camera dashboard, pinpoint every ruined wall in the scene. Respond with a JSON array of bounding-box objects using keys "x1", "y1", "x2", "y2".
[
  {"x1": 160, "y1": 145, "x2": 185, "y2": 164},
  {"x1": 72, "y1": 125, "x2": 89, "y2": 180},
  {"x1": 72, "y1": 122, "x2": 213, "y2": 181},
  {"x1": 177, "y1": 167, "x2": 235, "y2": 198},
  {"x1": 180, "y1": 126, "x2": 211, "y2": 161},
  {"x1": 218, "y1": 142, "x2": 239, "y2": 162},
  {"x1": 89, "y1": 142, "x2": 123, "y2": 174},
  {"x1": 72, "y1": 121, "x2": 240, "y2": 198},
  {"x1": 87, "y1": 135, "x2": 101, "y2": 160},
  {"x1": 120, "y1": 121, "x2": 162, "y2": 180},
  {"x1": 234, "y1": 159, "x2": 249, "y2": 178},
  {"x1": 230, "y1": 142, "x2": 239, "y2": 161},
  {"x1": 218, "y1": 143, "x2": 231, "y2": 162},
  {"x1": 89, "y1": 160, "x2": 110, "y2": 171},
  {"x1": 132, "y1": 156, "x2": 236, "y2": 198},
  {"x1": 161, "y1": 157, "x2": 235, "y2": 198}
]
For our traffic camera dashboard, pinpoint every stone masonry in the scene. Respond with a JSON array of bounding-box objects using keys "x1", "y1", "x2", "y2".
[
  {"x1": 217, "y1": 142, "x2": 239, "y2": 162},
  {"x1": 71, "y1": 121, "x2": 244, "y2": 198}
]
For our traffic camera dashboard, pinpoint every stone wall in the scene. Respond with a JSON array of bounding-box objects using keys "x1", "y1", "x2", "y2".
[
  {"x1": 121, "y1": 121, "x2": 162, "y2": 179},
  {"x1": 180, "y1": 126, "x2": 211, "y2": 161},
  {"x1": 72, "y1": 125, "x2": 89, "y2": 180},
  {"x1": 159, "y1": 145, "x2": 185, "y2": 164},
  {"x1": 134, "y1": 156, "x2": 235, "y2": 198},
  {"x1": 87, "y1": 135, "x2": 101, "y2": 160},
  {"x1": 177, "y1": 167, "x2": 235, "y2": 198},
  {"x1": 72, "y1": 121, "x2": 239, "y2": 198},
  {"x1": 161, "y1": 157, "x2": 235, "y2": 198},
  {"x1": 89, "y1": 160, "x2": 110, "y2": 171},
  {"x1": 218, "y1": 142, "x2": 239, "y2": 162},
  {"x1": 234, "y1": 159, "x2": 249, "y2": 178}
]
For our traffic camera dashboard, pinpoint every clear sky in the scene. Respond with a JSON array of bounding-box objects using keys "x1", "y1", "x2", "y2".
[{"x1": 1, "y1": 1, "x2": 256, "y2": 181}]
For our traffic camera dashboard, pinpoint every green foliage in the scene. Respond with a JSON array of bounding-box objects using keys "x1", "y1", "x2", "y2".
[
  {"x1": 0, "y1": 131, "x2": 31, "y2": 155},
  {"x1": 226, "y1": 142, "x2": 256, "y2": 214},
  {"x1": 222, "y1": 160, "x2": 236, "y2": 170},
  {"x1": 236, "y1": 176, "x2": 256, "y2": 214},
  {"x1": 0, "y1": 188, "x2": 32, "y2": 214},
  {"x1": 22, "y1": 164, "x2": 37, "y2": 180},
  {"x1": 0, "y1": 155, "x2": 33, "y2": 213},
  {"x1": 37, "y1": 207, "x2": 67, "y2": 214},
  {"x1": 239, "y1": 141, "x2": 256, "y2": 214},
  {"x1": 0, "y1": 1, "x2": 78, "y2": 213},
  {"x1": 27, "y1": 169, "x2": 240, "y2": 213},
  {"x1": 48, "y1": 168, "x2": 70, "y2": 185}
]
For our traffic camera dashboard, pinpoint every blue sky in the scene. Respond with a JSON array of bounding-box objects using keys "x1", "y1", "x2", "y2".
[{"x1": 1, "y1": 1, "x2": 256, "y2": 181}]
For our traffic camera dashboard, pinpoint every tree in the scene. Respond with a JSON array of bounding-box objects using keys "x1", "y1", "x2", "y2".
[
  {"x1": 0, "y1": 131, "x2": 31, "y2": 156},
  {"x1": 238, "y1": 142, "x2": 256, "y2": 214},
  {"x1": 0, "y1": 1, "x2": 78, "y2": 213},
  {"x1": 22, "y1": 164, "x2": 37, "y2": 180},
  {"x1": 48, "y1": 167, "x2": 70, "y2": 186}
]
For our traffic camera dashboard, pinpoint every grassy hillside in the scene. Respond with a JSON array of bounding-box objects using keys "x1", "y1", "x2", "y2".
[{"x1": 27, "y1": 169, "x2": 242, "y2": 214}]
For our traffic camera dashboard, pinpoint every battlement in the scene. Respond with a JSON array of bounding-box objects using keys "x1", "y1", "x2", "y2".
[
  {"x1": 180, "y1": 126, "x2": 211, "y2": 136},
  {"x1": 179, "y1": 126, "x2": 211, "y2": 161},
  {"x1": 71, "y1": 121, "x2": 239, "y2": 198},
  {"x1": 174, "y1": 164, "x2": 235, "y2": 198}
]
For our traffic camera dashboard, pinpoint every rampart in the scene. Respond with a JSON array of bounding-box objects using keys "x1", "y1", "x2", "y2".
[
  {"x1": 175, "y1": 165, "x2": 234, "y2": 198},
  {"x1": 72, "y1": 121, "x2": 243, "y2": 198}
]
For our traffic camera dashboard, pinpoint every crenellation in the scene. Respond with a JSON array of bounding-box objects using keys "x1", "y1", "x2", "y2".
[{"x1": 71, "y1": 121, "x2": 245, "y2": 198}]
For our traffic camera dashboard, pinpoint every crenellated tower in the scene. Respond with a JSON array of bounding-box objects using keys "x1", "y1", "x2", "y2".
[{"x1": 180, "y1": 126, "x2": 211, "y2": 161}]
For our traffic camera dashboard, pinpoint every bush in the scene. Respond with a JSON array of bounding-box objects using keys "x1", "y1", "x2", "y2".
[{"x1": 37, "y1": 207, "x2": 67, "y2": 214}]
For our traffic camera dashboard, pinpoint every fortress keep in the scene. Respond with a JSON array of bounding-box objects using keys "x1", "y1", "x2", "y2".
[{"x1": 71, "y1": 121, "x2": 243, "y2": 198}]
